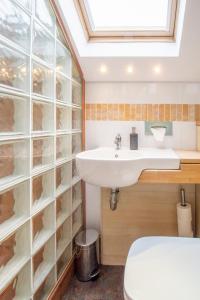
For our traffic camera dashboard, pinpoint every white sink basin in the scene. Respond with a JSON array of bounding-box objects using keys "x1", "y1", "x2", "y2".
[{"x1": 76, "y1": 147, "x2": 180, "y2": 188}]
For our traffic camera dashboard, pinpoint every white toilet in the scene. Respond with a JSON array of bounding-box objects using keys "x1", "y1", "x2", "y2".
[{"x1": 124, "y1": 236, "x2": 200, "y2": 300}]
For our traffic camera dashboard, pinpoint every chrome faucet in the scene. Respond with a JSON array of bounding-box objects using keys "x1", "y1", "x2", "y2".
[{"x1": 114, "y1": 134, "x2": 122, "y2": 150}]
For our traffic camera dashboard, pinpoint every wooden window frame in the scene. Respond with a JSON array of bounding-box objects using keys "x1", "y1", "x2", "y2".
[{"x1": 74, "y1": 0, "x2": 179, "y2": 42}]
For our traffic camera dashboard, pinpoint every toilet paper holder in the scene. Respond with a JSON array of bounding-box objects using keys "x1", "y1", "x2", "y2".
[
  {"x1": 177, "y1": 187, "x2": 194, "y2": 237},
  {"x1": 180, "y1": 188, "x2": 186, "y2": 207},
  {"x1": 145, "y1": 121, "x2": 173, "y2": 136}
]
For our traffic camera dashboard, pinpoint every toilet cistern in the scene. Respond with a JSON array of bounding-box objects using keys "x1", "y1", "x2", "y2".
[{"x1": 114, "y1": 134, "x2": 122, "y2": 150}]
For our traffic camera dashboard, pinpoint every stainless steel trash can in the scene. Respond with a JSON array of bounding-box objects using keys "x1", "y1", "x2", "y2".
[{"x1": 75, "y1": 229, "x2": 100, "y2": 281}]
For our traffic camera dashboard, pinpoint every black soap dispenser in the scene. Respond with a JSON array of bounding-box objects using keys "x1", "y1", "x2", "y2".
[{"x1": 130, "y1": 127, "x2": 138, "y2": 150}]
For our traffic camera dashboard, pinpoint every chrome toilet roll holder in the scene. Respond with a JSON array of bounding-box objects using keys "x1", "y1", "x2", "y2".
[{"x1": 180, "y1": 188, "x2": 186, "y2": 207}]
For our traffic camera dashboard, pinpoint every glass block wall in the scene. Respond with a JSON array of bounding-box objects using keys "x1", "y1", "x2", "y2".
[{"x1": 0, "y1": 0, "x2": 83, "y2": 298}]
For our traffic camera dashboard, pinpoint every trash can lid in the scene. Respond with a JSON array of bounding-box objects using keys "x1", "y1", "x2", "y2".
[{"x1": 75, "y1": 229, "x2": 99, "y2": 247}]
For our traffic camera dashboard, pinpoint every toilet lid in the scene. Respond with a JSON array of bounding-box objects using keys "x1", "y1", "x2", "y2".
[{"x1": 124, "y1": 236, "x2": 200, "y2": 300}]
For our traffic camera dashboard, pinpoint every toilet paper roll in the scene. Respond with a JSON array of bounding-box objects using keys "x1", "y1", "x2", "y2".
[
  {"x1": 151, "y1": 127, "x2": 166, "y2": 142},
  {"x1": 177, "y1": 203, "x2": 193, "y2": 237}
]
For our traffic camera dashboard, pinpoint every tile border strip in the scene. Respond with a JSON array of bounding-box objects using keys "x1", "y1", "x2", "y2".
[{"x1": 86, "y1": 103, "x2": 200, "y2": 122}]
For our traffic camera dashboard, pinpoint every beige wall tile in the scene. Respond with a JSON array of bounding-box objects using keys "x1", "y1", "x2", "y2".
[
  {"x1": 171, "y1": 104, "x2": 177, "y2": 121},
  {"x1": 182, "y1": 104, "x2": 189, "y2": 121},
  {"x1": 125, "y1": 104, "x2": 130, "y2": 121},
  {"x1": 188, "y1": 104, "x2": 195, "y2": 121},
  {"x1": 164, "y1": 104, "x2": 171, "y2": 121},
  {"x1": 85, "y1": 103, "x2": 200, "y2": 122},
  {"x1": 159, "y1": 104, "x2": 165, "y2": 121}
]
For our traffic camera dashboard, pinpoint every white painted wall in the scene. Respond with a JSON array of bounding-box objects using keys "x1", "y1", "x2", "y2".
[
  {"x1": 86, "y1": 121, "x2": 196, "y2": 150},
  {"x1": 86, "y1": 82, "x2": 200, "y2": 104},
  {"x1": 85, "y1": 82, "x2": 200, "y2": 230},
  {"x1": 57, "y1": 0, "x2": 200, "y2": 82}
]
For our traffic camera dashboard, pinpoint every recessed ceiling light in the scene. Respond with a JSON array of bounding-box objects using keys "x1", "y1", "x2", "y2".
[
  {"x1": 127, "y1": 66, "x2": 134, "y2": 74},
  {"x1": 154, "y1": 65, "x2": 161, "y2": 74},
  {"x1": 100, "y1": 65, "x2": 107, "y2": 73}
]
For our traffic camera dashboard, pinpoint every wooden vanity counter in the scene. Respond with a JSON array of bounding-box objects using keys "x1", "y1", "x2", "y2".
[{"x1": 139, "y1": 150, "x2": 200, "y2": 183}]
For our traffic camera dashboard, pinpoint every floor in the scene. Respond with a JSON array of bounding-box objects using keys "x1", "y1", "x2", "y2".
[{"x1": 63, "y1": 266, "x2": 124, "y2": 300}]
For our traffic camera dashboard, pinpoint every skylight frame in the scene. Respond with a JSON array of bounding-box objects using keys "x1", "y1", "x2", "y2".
[{"x1": 74, "y1": 0, "x2": 179, "y2": 42}]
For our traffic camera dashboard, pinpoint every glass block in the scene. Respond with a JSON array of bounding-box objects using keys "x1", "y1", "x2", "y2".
[
  {"x1": 56, "y1": 22, "x2": 67, "y2": 46},
  {"x1": 72, "y1": 81, "x2": 82, "y2": 106},
  {"x1": 56, "y1": 217, "x2": 71, "y2": 259},
  {"x1": 32, "y1": 62, "x2": 54, "y2": 98},
  {"x1": 56, "y1": 134, "x2": 71, "y2": 163},
  {"x1": 72, "y1": 181, "x2": 82, "y2": 212},
  {"x1": 56, "y1": 73, "x2": 71, "y2": 103},
  {"x1": 33, "y1": 237, "x2": 55, "y2": 292},
  {"x1": 56, "y1": 161, "x2": 72, "y2": 196},
  {"x1": 57, "y1": 243, "x2": 72, "y2": 279},
  {"x1": 56, "y1": 189, "x2": 71, "y2": 228},
  {"x1": 33, "y1": 22, "x2": 55, "y2": 65},
  {"x1": 17, "y1": 0, "x2": 31, "y2": 10},
  {"x1": 72, "y1": 237, "x2": 76, "y2": 253},
  {"x1": 32, "y1": 170, "x2": 54, "y2": 214},
  {"x1": 0, "y1": 0, "x2": 30, "y2": 50},
  {"x1": 56, "y1": 104, "x2": 71, "y2": 132},
  {"x1": 32, "y1": 99, "x2": 54, "y2": 134},
  {"x1": 72, "y1": 159, "x2": 79, "y2": 182},
  {"x1": 0, "y1": 180, "x2": 30, "y2": 239},
  {"x1": 0, "y1": 0, "x2": 85, "y2": 297},
  {"x1": 35, "y1": 0, "x2": 55, "y2": 32},
  {"x1": 32, "y1": 137, "x2": 54, "y2": 172},
  {"x1": 56, "y1": 42, "x2": 71, "y2": 76},
  {"x1": 72, "y1": 133, "x2": 82, "y2": 156},
  {"x1": 72, "y1": 59, "x2": 81, "y2": 83},
  {"x1": 72, "y1": 204, "x2": 82, "y2": 238},
  {"x1": 33, "y1": 268, "x2": 55, "y2": 300},
  {"x1": 72, "y1": 107, "x2": 82, "y2": 131},
  {"x1": 0, "y1": 262, "x2": 31, "y2": 299},
  {"x1": 0, "y1": 222, "x2": 30, "y2": 290},
  {"x1": 0, "y1": 45, "x2": 29, "y2": 92},
  {"x1": 32, "y1": 203, "x2": 55, "y2": 253},
  {"x1": 0, "y1": 139, "x2": 29, "y2": 189},
  {"x1": 0, "y1": 93, "x2": 28, "y2": 137}
]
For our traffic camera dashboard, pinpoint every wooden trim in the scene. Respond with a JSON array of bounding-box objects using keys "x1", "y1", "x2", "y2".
[
  {"x1": 81, "y1": 180, "x2": 86, "y2": 228},
  {"x1": 82, "y1": 79, "x2": 86, "y2": 150},
  {"x1": 50, "y1": 0, "x2": 84, "y2": 80},
  {"x1": 81, "y1": 79, "x2": 86, "y2": 228},
  {"x1": 73, "y1": 0, "x2": 90, "y2": 41},
  {"x1": 197, "y1": 122, "x2": 200, "y2": 151},
  {"x1": 139, "y1": 163, "x2": 200, "y2": 184},
  {"x1": 84, "y1": 36, "x2": 176, "y2": 43},
  {"x1": 170, "y1": 0, "x2": 179, "y2": 40},
  {"x1": 176, "y1": 150, "x2": 200, "y2": 164},
  {"x1": 74, "y1": 0, "x2": 179, "y2": 42},
  {"x1": 48, "y1": 255, "x2": 75, "y2": 300}
]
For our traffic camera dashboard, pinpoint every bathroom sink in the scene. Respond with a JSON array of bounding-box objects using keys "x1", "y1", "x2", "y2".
[{"x1": 76, "y1": 147, "x2": 180, "y2": 188}]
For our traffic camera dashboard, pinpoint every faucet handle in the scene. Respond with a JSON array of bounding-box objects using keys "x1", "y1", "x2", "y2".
[
  {"x1": 116, "y1": 133, "x2": 121, "y2": 140},
  {"x1": 114, "y1": 134, "x2": 121, "y2": 143},
  {"x1": 114, "y1": 134, "x2": 122, "y2": 150}
]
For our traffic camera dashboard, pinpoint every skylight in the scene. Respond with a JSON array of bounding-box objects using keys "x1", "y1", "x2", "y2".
[
  {"x1": 74, "y1": 0, "x2": 178, "y2": 41},
  {"x1": 85, "y1": 0, "x2": 170, "y2": 31}
]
